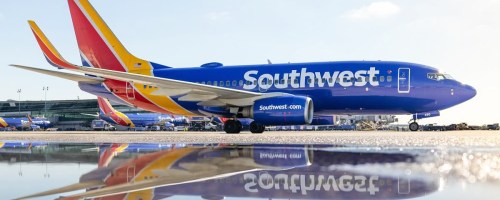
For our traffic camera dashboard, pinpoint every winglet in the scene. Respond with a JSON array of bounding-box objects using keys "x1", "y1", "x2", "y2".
[{"x1": 28, "y1": 20, "x2": 78, "y2": 70}]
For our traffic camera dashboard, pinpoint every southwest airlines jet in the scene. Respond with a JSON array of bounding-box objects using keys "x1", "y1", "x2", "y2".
[
  {"x1": 10, "y1": 0, "x2": 476, "y2": 134},
  {"x1": 94, "y1": 97, "x2": 188, "y2": 129},
  {"x1": 0, "y1": 116, "x2": 51, "y2": 130}
]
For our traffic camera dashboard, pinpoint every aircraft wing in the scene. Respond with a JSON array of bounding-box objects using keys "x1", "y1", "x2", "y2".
[
  {"x1": 14, "y1": 180, "x2": 104, "y2": 200},
  {"x1": 56, "y1": 156, "x2": 288, "y2": 200},
  {"x1": 10, "y1": 64, "x2": 288, "y2": 107},
  {"x1": 11, "y1": 65, "x2": 103, "y2": 84}
]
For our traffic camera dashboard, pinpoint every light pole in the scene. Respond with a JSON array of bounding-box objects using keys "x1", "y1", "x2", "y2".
[
  {"x1": 43, "y1": 86, "x2": 49, "y2": 117},
  {"x1": 17, "y1": 89, "x2": 21, "y2": 117}
]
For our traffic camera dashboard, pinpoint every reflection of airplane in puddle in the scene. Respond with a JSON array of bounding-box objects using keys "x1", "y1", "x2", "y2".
[{"x1": 17, "y1": 144, "x2": 439, "y2": 200}]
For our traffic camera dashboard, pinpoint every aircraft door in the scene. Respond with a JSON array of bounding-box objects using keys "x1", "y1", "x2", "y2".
[
  {"x1": 398, "y1": 68, "x2": 410, "y2": 93},
  {"x1": 126, "y1": 82, "x2": 136, "y2": 99}
]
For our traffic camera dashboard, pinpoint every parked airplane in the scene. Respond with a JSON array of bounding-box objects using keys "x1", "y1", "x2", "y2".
[
  {"x1": 86, "y1": 97, "x2": 188, "y2": 129},
  {"x1": 11, "y1": 0, "x2": 476, "y2": 133},
  {"x1": 0, "y1": 116, "x2": 51, "y2": 130},
  {"x1": 16, "y1": 144, "x2": 439, "y2": 200}
]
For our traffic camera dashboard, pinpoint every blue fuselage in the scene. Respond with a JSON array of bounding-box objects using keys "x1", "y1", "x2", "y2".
[
  {"x1": 81, "y1": 61, "x2": 476, "y2": 116},
  {"x1": 2, "y1": 117, "x2": 51, "y2": 129},
  {"x1": 99, "y1": 112, "x2": 170, "y2": 127}
]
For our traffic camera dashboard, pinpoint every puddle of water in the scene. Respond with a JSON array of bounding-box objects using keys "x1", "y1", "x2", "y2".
[{"x1": 0, "y1": 141, "x2": 499, "y2": 200}]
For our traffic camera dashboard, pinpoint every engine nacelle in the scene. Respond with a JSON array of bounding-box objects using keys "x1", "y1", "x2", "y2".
[{"x1": 242, "y1": 96, "x2": 314, "y2": 125}]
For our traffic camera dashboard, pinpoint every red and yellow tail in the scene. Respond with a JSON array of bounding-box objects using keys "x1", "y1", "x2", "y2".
[
  {"x1": 97, "y1": 97, "x2": 135, "y2": 127},
  {"x1": 68, "y1": 0, "x2": 158, "y2": 74},
  {"x1": 0, "y1": 118, "x2": 7, "y2": 128}
]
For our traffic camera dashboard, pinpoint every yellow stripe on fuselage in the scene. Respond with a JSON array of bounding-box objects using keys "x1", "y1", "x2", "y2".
[
  {"x1": 133, "y1": 148, "x2": 197, "y2": 181},
  {"x1": 0, "y1": 142, "x2": 4, "y2": 148},
  {"x1": 133, "y1": 84, "x2": 195, "y2": 116}
]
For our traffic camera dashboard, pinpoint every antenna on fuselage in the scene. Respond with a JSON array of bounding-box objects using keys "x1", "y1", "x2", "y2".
[{"x1": 267, "y1": 59, "x2": 272, "y2": 64}]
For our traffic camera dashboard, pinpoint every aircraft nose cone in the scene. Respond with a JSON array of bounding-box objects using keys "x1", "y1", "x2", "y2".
[{"x1": 463, "y1": 84, "x2": 477, "y2": 101}]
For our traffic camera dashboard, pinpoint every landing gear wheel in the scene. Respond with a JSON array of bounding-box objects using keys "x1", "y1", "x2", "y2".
[
  {"x1": 224, "y1": 120, "x2": 242, "y2": 134},
  {"x1": 249, "y1": 121, "x2": 265, "y2": 134},
  {"x1": 409, "y1": 122, "x2": 419, "y2": 131}
]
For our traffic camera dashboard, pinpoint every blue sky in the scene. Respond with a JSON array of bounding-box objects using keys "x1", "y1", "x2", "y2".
[{"x1": 0, "y1": 0, "x2": 499, "y2": 124}]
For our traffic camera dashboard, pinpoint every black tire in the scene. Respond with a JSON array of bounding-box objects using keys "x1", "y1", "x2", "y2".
[
  {"x1": 409, "y1": 122, "x2": 419, "y2": 131},
  {"x1": 249, "y1": 121, "x2": 265, "y2": 134},
  {"x1": 224, "y1": 120, "x2": 241, "y2": 134}
]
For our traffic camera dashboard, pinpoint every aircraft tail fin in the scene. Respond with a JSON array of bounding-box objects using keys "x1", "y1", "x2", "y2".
[
  {"x1": 67, "y1": 0, "x2": 170, "y2": 72},
  {"x1": 97, "y1": 97, "x2": 117, "y2": 116},
  {"x1": 97, "y1": 97, "x2": 135, "y2": 127},
  {"x1": 28, "y1": 20, "x2": 78, "y2": 70}
]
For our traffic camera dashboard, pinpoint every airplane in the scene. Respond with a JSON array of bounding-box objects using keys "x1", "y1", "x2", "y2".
[
  {"x1": 86, "y1": 96, "x2": 189, "y2": 130},
  {"x1": 11, "y1": 0, "x2": 476, "y2": 134},
  {"x1": 0, "y1": 116, "x2": 51, "y2": 131},
  {"x1": 16, "y1": 143, "x2": 440, "y2": 200}
]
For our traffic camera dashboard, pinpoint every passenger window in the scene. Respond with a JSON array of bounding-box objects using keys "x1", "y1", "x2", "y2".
[
  {"x1": 232, "y1": 80, "x2": 236, "y2": 86},
  {"x1": 239, "y1": 80, "x2": 243, "y2": 86},
  {"x1": 280, "y1": 79, "x2": 285, "y2": 84},
  {"x1": 246, "y1": 80, "x2": 251, "y2": 85},
  {"x1": 387, "y1": 76, "x2": 392, "y2": 82},
  {"x1": 328, "y1": 78, "x2": 333, "y2": 83},
  {"x1": 207, "y1": 81, "x2": 212, "y2": 85},
  {"x1": 307, "y1": 79, "x2": 311, "y2": 84},
  {"x1": 202, "y1": 81, "x2": 206, "y2": 84},
  {"x1": 220, "y1": 81, "x2": 224, "y2": 86},
  {"x1": 380, "y1": 76, "x2": 385, "y2": 82},
  {"x1": 268, "y1": 79, "x2": 272, "y2": 85},
  {"x1": 254, "y1": 80, "x2": 257, "y2": 85},
  {"x1": 143, "y1": 85, "x2": 147, "y2": 89},
  {"x1": 357, "y1": 77, "x2": 362, "y2": 82},
  {"x1": 274, "y1": 79, "x2": 279, "y2": 84},
  {"x1": 294, "y1": 79, "x2": 299, "y2": 84},
  {"x1": 149, "y1": 85, "x2": 153, "y2": 89},
  {"x1": 213, "y1": 81, "x2": 218, "y2": 86},
  {"x1": 372, "y1": 76, "x2": 377, "y2": 82},
  {"x1": 336, "y1": 78, "x2": 340, "y2": 83},
  {"x1": 226, "y1": 81, "x2": 230, "y2": 86}
]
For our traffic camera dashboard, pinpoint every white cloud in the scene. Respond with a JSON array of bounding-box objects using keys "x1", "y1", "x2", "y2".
[
  {"x1": 344, "y1": 1, "x2": 400, "y2": 20},
  {"x1": 207, "y1": 11, "x2": 231, "y2": 21}
]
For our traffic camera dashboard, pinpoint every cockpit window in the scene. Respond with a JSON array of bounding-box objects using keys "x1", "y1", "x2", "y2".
[{"x1": 427, "y1": 73, "x2": 454, "y2": 81}]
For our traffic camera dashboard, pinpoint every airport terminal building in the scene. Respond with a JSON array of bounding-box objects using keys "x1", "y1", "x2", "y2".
[{"x1": 0, "y1": 99, "x2": 144, "y2": 130}]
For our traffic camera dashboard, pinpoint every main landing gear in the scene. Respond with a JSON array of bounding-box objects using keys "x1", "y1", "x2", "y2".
[
  {"x1": 249, "y1": 121, "x2": 265, "y2": 134},
  {"x1": 223, "y1": 120, "x2": 242, "y2": 134},
  {"x1": 223, "y1": 120, "x2": 266, "y2": 134}
]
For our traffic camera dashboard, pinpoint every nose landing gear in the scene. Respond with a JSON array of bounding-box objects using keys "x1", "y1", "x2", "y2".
[{"x1": 409, "y1": 121, "x2": 419, "y2": 131}]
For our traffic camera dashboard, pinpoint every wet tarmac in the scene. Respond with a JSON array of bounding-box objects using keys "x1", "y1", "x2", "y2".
[{"x1": 1, "y1": 131, "x2": 499, "y2": 199}]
